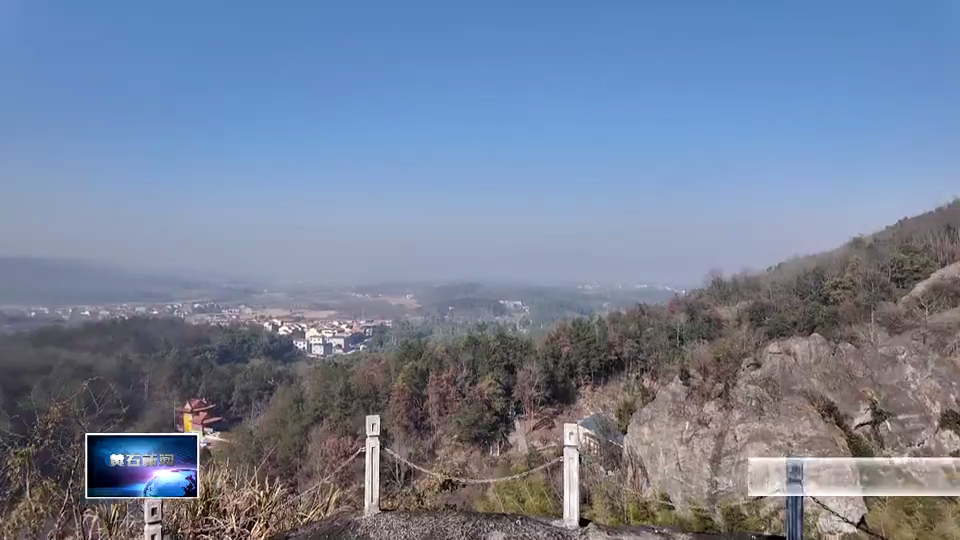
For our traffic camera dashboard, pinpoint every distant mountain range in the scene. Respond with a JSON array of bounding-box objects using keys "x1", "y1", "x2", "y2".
[
  {"x1": 0, "y1": 257, "x2": 234, "y2": 306},
  {"x1": 0, "y1": 256, "x2": 685, "y2": 309}
]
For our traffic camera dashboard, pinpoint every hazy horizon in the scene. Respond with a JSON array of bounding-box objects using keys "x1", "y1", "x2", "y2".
[{"x1": 2, "y1": 2, "x2": 958, "y2": 286}]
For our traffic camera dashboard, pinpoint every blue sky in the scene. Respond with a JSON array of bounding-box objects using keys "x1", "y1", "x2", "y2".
[{"x1": 1, "y1": 1, "x2": 957, "y2": 285}]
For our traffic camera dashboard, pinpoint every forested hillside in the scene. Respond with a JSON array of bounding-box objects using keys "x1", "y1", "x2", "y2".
[{"x1": 2, "y1": 199, "x2": 960, "y2": 539}]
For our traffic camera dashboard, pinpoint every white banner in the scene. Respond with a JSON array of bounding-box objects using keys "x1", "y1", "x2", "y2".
[{"x1": 747, "y1": 457, "x2": 960, "y2": 497}]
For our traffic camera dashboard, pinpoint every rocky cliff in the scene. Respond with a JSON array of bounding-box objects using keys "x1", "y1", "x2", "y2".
[
  {"x1": 624, "y1": 330, "x2": 960, "y2": 537},
  {"x1": 269, "y1": 510, "x2": 785, "y2": 540}
]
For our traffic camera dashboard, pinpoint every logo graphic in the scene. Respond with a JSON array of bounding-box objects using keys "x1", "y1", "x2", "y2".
[
  {"x1": 85, "y1": 433, "x2": 200, "y2": 499},
  {"x1": 106, "y1": 453, "x2": 175, "y2": 467}
]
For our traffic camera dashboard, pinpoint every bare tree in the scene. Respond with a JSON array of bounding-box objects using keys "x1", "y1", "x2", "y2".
[
  {"x1": 0, "y1": 378, "x2": 131, "y2": 540},
  {"x1": 909, "y1": 277, "x2": 960, "y2": 323}
]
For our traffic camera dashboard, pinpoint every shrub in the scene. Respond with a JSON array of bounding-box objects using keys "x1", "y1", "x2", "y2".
[
  {"x1": 615, "y1": 396, "x2": 637, "y2": 435},
  {"x1": 474, "y1": 464, "x2": 561, "y2": 517},
  {"x1": 874, "y1": 302, "x2": 916, "y2": 335},
  {"x1": 719, "y1": 500, "x2": 780, "y2": 534},
  {"x1": 939, "y1": 410, "x2": 960, "y2": 436},
  {"x1": 866, "y1": 497, "x2": 960, "y2": 540}
]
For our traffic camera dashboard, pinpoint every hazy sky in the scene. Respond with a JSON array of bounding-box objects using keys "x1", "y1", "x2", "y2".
[{"x1": 1, "y1": 1, "x2": 958, "y2": 286}]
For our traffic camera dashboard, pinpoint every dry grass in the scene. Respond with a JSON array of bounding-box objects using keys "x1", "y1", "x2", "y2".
[
  {"x1": 161, "y1": 461, "x2": 345, "y2": 540},
  {"x1": 2, "y1": 460, "x2": 345, "y2": 540}
]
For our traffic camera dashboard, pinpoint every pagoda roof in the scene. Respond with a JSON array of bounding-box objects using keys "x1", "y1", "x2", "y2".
[{"x1": 176, "y1": 398, "x2": 217, "y2": 413}]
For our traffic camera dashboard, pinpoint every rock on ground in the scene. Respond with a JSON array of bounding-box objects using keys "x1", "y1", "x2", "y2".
[
  {"x1": 624, "y1": 332, "x2": 960, "y2": 537},
  {"x1": 269, "y1": 510, "x2": 785, "y2": 540}
]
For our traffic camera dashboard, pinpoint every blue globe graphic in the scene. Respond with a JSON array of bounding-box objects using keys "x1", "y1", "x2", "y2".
[{"x1": 142, "y1": 469, "x2": 198, "y2": 498}]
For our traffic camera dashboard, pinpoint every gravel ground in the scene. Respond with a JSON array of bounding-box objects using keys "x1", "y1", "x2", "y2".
[{"x1": 269, "y1": 510, "x2": 786, "y2": 540}]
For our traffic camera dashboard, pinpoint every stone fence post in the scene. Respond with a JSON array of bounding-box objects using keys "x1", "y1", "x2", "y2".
[
  {"x1": 365, "y1": 414, "x2": 381, "y2": 517},
  {"x1": 562, "y1": 423, "x2": 580, "y2": 529},
  {"x1": 143, "y1": 499, "x2": 162, "y2": 540}
]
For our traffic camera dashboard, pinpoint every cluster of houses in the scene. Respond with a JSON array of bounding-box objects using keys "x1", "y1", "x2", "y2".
[
  {"x1": 14, "y1": 302, "x2": 193, "y2": 322},
  {"x1": 262, "y1": 318, "x2": 392, "y2": 357}
]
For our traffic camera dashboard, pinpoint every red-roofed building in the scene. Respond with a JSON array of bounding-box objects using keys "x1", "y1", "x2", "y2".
[{"x1": 175, "y1": 398, "x2": 224, "y2": 433}]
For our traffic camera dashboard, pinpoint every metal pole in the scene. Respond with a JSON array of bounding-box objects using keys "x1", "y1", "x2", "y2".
[
  {"x1": 143, "y1": 499, "x2": 162, "y2": 540},
  {"x1": 786, "y1": 458, "x2": 804, "y2": 540},
  {"x1": 562, "y1": 423, "x2": 580, "y2": 529},
  {"x1": 364, "y1": 414, "x2": 381, "y2": 517}
]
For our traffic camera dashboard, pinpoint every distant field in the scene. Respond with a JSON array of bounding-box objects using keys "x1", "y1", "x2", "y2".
[
  {"x1": 256, "y1": 308, "x2": 293, "y2": 318},
  {"x1": 298, "y1": 310, "x2": 338, "y2": 319},
  {"x1": 254, "y1": 308, "x2": 338, "y2": 320},
  {"x1": 382, "y1": 295, "x2": 419, "y2": 308}
]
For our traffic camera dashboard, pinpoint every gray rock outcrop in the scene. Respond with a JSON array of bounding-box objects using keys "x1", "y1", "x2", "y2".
[
  {"x1": 269, "y1": 510, "x2": 785, "y2": 540},
  {"x1": 624, "y1": 333, "x2": 960, "y2": 537}
]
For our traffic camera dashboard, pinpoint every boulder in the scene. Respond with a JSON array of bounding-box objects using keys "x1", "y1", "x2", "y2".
[{"x1": 624, "y1": 333, "x2": 960, "y2": 537}]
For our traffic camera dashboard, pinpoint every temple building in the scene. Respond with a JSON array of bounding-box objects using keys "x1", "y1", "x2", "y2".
[{"x1": 175, "y1": 398, "x2": 224, "y2": 434}]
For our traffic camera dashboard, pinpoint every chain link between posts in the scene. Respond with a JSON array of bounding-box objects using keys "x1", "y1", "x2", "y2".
[
  {"x1": 305, "y1": 436, "x2": 875, "y2": 538},
  {"x1": 383, "y1": 447, "x2": 562, "y2": 485},
  {"x1": 292, "y1": 446, "x2": 366, "y2": 505},
  {"x1": 580, "y1": 450, "x2": 775, "y2": 511},
  {"x1": 295, "y1": 446, "x2": 367, "y2": 503},
  {"x1": 319, "y1": 446, "x2": 366, "y2": 485}
]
